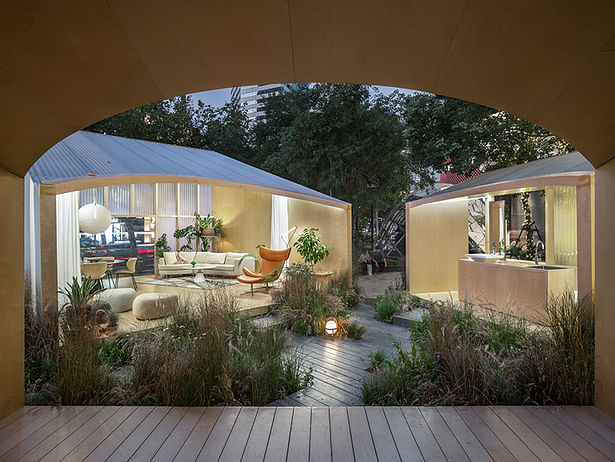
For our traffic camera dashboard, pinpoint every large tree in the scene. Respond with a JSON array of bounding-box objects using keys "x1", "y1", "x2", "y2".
[
  {"x1": 253, "y1": 84, "x2": 410, "y2": 233},
  {"x1": 402, "y1": 93, "x2": 572, "y2": 183}
]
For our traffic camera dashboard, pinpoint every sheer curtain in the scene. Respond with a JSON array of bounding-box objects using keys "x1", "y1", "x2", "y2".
[
  {"x1": 24, "y1": 173, "x2": 41, "y2": 312},
  {"x1": 56, "y1": 192, "x2": 81, "y2": 306},
  {"x1": 271, "y1": 195, "x2": 289, "y2": 250}
]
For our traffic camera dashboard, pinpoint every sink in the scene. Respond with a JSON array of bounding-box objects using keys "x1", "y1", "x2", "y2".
[{"x1": 527, "y1": 265, "x2": 565, "y2": 270}]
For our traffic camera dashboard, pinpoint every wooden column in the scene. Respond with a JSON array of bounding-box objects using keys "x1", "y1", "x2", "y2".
[
  {"x1": 0, "y1": 167, "x2": 24, "y2": 417},
  {"x1": 576, "y1": 177, "x2": 594, "y2": 300},
  {"x1": 596, "y1": 161, "x2": 615, "y2": 415},
  {"x1": 39, "y1": 188, "x2": 57, "y2": 307}
]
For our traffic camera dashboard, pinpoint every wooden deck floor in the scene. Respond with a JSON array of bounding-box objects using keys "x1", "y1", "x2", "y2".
[
  {"x1": 1, "y1": 405, "x2": 615, "y2": 461},
  {"x1": 272, "y1": 304, "x2": 412, "y2": 406}
]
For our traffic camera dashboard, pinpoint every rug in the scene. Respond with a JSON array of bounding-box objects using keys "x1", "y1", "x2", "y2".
[{"x1": 140, "y1": 276, "x2": 239, "y2": 290}]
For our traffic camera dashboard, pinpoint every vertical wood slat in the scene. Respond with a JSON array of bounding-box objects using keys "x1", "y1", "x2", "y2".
[
  {"x1": 434, "y1": 407, "x2": 492, "y2": 462},
  {"x1": 382, "y1": 407, "x2": 424, "y2": 462},
  {"x1": 196, "y1": 407, "x2": 241, "y2": 461},
  {"x1": 173, "y1": 407, "x2": 222, "y2": 462},
  {"x1": 309, "y1": 407, "x2": 331, "y2": 462},
  {"x1": 264, "y1": 407, "x2": 293, "y2": 462},
  {"x1": 402, "y1": 407, "x2": 446, "y2": 462},
  {"x1": 419, "y1": 406, "x2": 470, "y2": 462},
  {"x1": 241, "y1": 407, "x2": 276, "y2": 462},
  {"x1": 330, "y1": 407, "x2": 354, "y2": 462},
  {"x1": 287, "y1": 407, "x2": 311, "y2": 462},
  {"x1": 365, "y1": 406, "x2": 400, "y2": 462},
  {"x1": 218, "y1": 407, "x2": 258, "y2": 462},
  {"x1": 347, "y1": 407, "x2": 377, "y2": 462}
]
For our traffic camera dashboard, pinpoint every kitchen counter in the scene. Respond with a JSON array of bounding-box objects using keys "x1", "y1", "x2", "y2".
[{"x1": 458, "y1": 258, "x2": 576, "y2": 321}]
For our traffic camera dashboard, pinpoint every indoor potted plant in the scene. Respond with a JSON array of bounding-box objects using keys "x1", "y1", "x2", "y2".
[{"x1": 293, "y1": 227, "x2": 329, "y2": 271}]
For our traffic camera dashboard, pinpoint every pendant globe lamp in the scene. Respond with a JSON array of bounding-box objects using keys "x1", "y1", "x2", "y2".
[{"x1": 78, "y1": 202, "x2": 111, "y2": 234}]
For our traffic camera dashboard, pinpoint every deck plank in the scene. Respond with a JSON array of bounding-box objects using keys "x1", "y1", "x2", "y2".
[
  {"x1": 507, "y1": 406, "x2": 584, "y2": 462},
  {"x1": 0, "y1": 406, "x2": 68, "y2": 457},
  {"x1": 329, "y1": 407, "x2": 354, "y2": 462},
  {"x1": 218, "y1": 407, "x2": 259, "y2": 462},
  {"x1": 40, "y1": 406, "x2": 120, "y2": 461},
  {"x1": 526, "y1": 406, "x2": 610, "y2": 462},
  {"x1": 310, "y1": 407, "x2": 331, "y2": 462},
  {"x1": 264, "y1": 407, "x2": 293, "y2": 462},
  {"x1": 19, "y1": 406, "x2": 104, "y2": 462},
  {"x1": 455, "y1": 407, "x2": 515, "y2": 462},
  {"x1": 83, "y1": 406, "x2": 154, "y2": 462},
  {"x1": 402, "y1": 407, "x2": 446, "y2": 462},
  {"x1": 471, "y1": 406, "x2": 539, "y2": 461},
  {"x1": 419, "y1": 406, "x2": 470, "y2": 462},
  {"x1": 435, "y1": 407, "x2": 492, "y2": 462},
  {"x1": 196, "y1": 407, "x2": 241, "y2": 461},
  {"x1": 365, "y1": 406, "x2": 401, "y2": 462},
  {"x1": 241, "y1": 407, "x2": 276, "y2": 462},
  {"x1": 287, "y1": 407, "x2": 311, "y2": 462},
  {"x1": 347, "y1": 407, "x2": 377, "y2": 462},
  {"x1": 150, "y1": 407, "x2": 204, "y2": 462},
  {"x1": 382, "y1": 407, "x2": 423, "y2": 462},
  {"x1": 173, "y1": 407, "x2": 223, "y2": 462},
  {"x1": 490, "y1": 406, "x2": 563, "y2": 462},
  {"x1": 64, "y1": 406, "x2": 138, "y2": 462},
  {"x1": 106, "y1": 406, "x2": 171, "y2": 462},
  {"x1": 130, "y1": 407, "x2": 187, "y2": 461}
]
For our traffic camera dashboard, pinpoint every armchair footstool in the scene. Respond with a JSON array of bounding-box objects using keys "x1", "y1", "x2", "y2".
[{"x1": 132, "y1": 293, "x2": 178, "y2": 320}]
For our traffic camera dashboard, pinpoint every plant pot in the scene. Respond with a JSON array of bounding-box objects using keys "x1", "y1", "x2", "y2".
[{"x1": 201, "y1": 228, "x2": 216, "y2": 237}]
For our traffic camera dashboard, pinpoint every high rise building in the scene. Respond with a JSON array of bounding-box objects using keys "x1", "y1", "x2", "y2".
[
  {"x1": 230, "y1": 86, "x2": 241, "y2": 106},
  {"x1": 238, "y1": 84, "x2": 297, "y2": 121}
]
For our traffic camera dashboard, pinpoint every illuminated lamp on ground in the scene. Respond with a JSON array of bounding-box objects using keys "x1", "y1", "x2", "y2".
[{"x1": 325, "y1": 319, "x2": 338, "y2": 336}]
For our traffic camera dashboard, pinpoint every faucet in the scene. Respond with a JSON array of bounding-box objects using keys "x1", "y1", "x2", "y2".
[{"x1": 535, "y1": 241, "x2": 545, "y2": 264}]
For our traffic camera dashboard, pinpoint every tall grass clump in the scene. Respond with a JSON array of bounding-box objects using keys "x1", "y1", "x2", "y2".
[
  {"x1": 275, "y1": 264, "x2": 365, "y2": 337},
  {"x1": 128, "y1": 289, "x2": 312, "y2": 406},
  {"x1": 330, "y1": 270, "x2": 361, "y2": 308},
  {"x1": 363, "y1": 292, "x2": 594, "y2": 406},
  {"x1": 374, "y1": 279, "x2": 421, "y2": 322}
]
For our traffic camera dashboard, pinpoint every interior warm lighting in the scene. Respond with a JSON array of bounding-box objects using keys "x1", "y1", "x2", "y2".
[
  {"x1": 78, "y1": 203, "x2": 111, "y2": 234},
  {"x1": 325, "y1": 319, "x2": 338, "y2": 336}
]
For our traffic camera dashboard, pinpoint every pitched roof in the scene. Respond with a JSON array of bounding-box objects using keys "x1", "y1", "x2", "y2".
[{"x1": 28, "y1": 131, "x2": 347, "y2": 207}]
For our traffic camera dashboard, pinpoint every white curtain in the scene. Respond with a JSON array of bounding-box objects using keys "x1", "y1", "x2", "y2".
[
  {"x1": 271, "y1": 195, "x2": 289, "y2": 250},
  {"x1": 56, "y1": 192, "x2": 81, "y2": 306},
  {"x1": 24, "y1": 173, "x2": 41, "y2": 312}
]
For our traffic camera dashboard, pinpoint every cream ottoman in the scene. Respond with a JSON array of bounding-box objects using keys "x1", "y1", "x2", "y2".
[
  {"x1": 92, "y1": 288, "x2": 137, "y2": 313},
  {"x1": 132, "y1": 293, "x2": 178, "y2": 320}
]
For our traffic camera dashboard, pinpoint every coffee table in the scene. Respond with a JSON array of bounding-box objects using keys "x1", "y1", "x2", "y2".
[{"x1": 193, "y1": 264, "x2": 216, "y2": 283}]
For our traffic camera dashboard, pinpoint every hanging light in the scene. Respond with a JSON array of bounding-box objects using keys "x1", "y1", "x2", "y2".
[
  {"x1": 325, "y1": 318, "x2": 338, "y2": 336},
  {"x1": 78, "y1": 203, "x2": 111, "y2": 234}
]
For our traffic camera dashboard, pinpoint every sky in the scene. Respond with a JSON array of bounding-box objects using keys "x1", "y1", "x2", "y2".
[{"x1": 190, "y1": 85, "x2": 418, "y2": 108}]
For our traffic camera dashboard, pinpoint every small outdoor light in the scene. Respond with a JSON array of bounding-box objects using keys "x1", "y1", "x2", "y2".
[{"x1": 325, "y1": 319, "x2": 338, "y2": 336}]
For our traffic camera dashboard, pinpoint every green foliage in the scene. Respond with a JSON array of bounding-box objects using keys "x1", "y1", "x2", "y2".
[
  {"x1": 98, "y1": 339, "x2": 132, "y2": 367},
  {"x1": 58, "y1": 276, "x2": 102, "y2": 310},
  {"x1": 155, "y1": 233, "x2": 171, "y2": 258},
  {"x1": 368, "y1": 349, "x2": 387, "y2": 372},
  {"x1": 293, "y1": 227, "x2": 329, "y2": 266},
  {"x1": 275, "y1": 264, "x2": 364, "y2": 337},
  {"x1": 174, "y1": 212, "x2": 222, "y2": 251},
  {"x1": 363, "y1": 293, "x2": 594, "y2": 406},
  {"x1": 330, "y1": 270, "x2": 361, "y2": 308},
  {"x1": 402, "y1": 93, "x2": 573, "y2": 185},
  {"x1": 374, "y1": 280, "x2": 412, "y2": 322}
]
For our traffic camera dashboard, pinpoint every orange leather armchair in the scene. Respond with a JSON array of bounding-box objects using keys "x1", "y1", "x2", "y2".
[{"x1": 237, "y1": 246, "x2": 291, "y2": 295}]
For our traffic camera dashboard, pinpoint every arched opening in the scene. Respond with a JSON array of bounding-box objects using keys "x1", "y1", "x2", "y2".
[{"x1": 2, "y1": 1, "x2": 615, "y2": 419}]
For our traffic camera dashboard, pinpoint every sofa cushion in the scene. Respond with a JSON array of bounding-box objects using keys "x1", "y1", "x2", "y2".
[
  {"x1": 163, "y1": 252, "x2": 177, "y2": 265},
  {"x1": 225, "y1": 252, "x2": 247, "y2": 264},
  {"x1": 214, "y1": 264, "x2": 234, "y2": 271},
  {"x1": 194, "y1": 252, "x2": 210, "y2": 263},
  {"x1": 179, "y1": 251, "x2": 196, "y2": 263},
  {"x1": 205, "y1": 252, "x2": 226, "y2": 264}
]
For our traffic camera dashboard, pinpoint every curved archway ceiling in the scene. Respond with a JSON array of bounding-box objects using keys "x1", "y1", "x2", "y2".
[{"x1": 2, "y1": 1, "x2": 615, "y2": 175}]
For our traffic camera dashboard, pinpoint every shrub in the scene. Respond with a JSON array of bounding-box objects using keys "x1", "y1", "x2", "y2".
[
  {"x1": 368, "y1": 349, "x2": 387, "y2": 372},
  {"x1": 275, "y1": 264, "x2": 365, "y2": 337},
  {"x1": 98, "y1": 338, "x2": 132, "y2": 367},
  {"x1": 330, "y1": 270, "x2": 361, "y2": 308},
  {"x1": 374, "y1": 285, "x2": 408, "y2": 323},
  {"x1": 345, "y1": 321, "x2": 367, "y2": 339},
  {"x1": 127, "y1": 290, "x2": 312, "y2": 406},
  {"x1": 363, "y1": 293, "x2": 595, "y2": 406}
]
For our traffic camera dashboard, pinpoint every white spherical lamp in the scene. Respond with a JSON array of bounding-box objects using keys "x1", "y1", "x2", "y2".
[{"x1": 78, "y1": 203, "x2": 111, "y2": 234}]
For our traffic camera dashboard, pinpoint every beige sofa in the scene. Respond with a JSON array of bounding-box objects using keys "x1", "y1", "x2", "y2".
[{"x1": 158, "y1": 251, "x2": 255, "y2": 277}]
